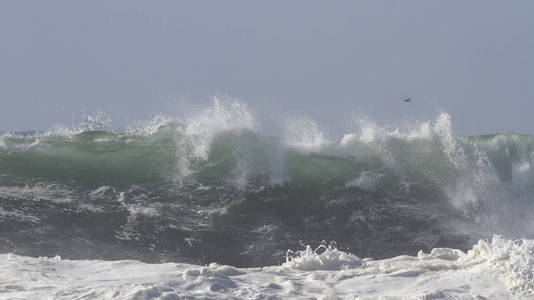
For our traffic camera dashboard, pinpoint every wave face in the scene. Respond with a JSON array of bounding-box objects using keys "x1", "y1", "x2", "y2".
[{"x1": 1, "y1": 99, "x2": 534, "y2": 267}]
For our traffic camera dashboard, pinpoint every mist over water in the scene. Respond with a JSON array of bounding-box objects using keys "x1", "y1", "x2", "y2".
[{"x1": 1, "y1": 98, "x2": 534, "y2": 268}]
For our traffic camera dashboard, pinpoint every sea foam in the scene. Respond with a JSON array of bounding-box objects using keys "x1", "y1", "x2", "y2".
[{"x1": 0, "y1": 236, "x2": 531, "y2": 299}]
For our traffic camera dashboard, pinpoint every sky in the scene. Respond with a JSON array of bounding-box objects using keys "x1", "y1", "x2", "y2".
[{"x1": 1, "y1": 1, "x2": 533, "y2": 135}]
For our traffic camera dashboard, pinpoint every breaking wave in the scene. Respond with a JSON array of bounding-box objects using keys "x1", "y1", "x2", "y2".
[{"x1": 1, "y1": 98, "x2": 534, "y2": 271}]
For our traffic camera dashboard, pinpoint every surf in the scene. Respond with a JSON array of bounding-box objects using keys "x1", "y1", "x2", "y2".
[{"x1": 1, "y1": 98, "x2": 534, "y2": 269}]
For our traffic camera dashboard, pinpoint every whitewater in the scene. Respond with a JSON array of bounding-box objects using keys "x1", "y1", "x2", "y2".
[{"x1": 1, "y1": 99, "x2": 534, "y2": 299}]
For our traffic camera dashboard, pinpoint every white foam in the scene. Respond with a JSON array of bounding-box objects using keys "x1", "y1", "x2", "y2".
[{"x1": 1, "y1": 236, "x2": 532, "y2": 299}]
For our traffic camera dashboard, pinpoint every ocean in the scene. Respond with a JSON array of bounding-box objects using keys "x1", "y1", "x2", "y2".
[{"x1": 1, "y1": 99, "x2": 533, "y2": 299}]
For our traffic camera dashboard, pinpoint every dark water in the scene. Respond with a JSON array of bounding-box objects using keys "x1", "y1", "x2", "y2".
[{"x1": 1, "y1": 111, "x2": 534, "y2": 267}]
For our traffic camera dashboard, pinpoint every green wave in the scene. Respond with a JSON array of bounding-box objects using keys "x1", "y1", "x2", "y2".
[{"x1": 2, "y1": 127, "x2": 534, "y2": 193}]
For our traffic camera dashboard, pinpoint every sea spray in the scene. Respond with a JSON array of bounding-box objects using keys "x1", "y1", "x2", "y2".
[{"x1": 1, "y1": 99, "x2": 534, "y2": 269}]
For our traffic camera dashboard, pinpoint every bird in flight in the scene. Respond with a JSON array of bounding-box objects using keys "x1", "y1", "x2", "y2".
[{"x1": 403, "y1": 98, "x2": 411, "y2": 102}]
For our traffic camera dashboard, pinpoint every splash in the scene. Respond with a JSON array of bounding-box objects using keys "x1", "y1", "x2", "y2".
[
  {"x1": 285, "y1": 242, "x2": 363, "y2": 271},
  {"x1": 3, "y1": 99, "x2": 534, "y2": 269}
]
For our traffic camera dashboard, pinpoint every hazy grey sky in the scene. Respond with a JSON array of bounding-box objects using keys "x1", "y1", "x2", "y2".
[{"x1": 1, "y1": 1, "x2": 533, "y2": 135}]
